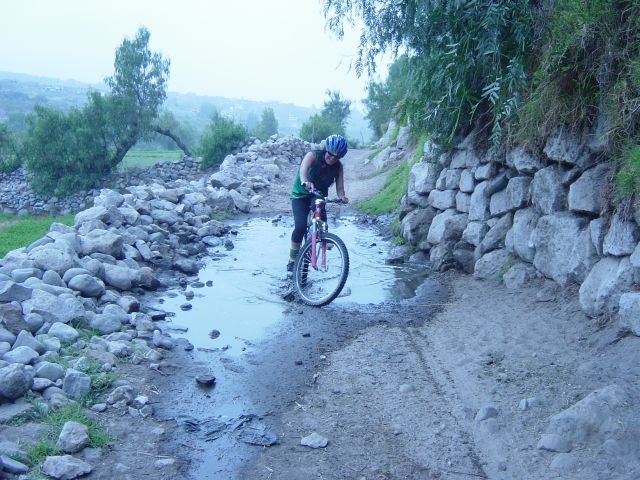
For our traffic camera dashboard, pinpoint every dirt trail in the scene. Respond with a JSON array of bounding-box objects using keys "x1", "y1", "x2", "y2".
[{"x1": 22, "y1": 145, "x2": 636, "y2": 480}]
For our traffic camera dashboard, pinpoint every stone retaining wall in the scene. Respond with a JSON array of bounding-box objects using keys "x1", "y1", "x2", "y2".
[{"x1": 399, "y1": 128, "x2": 640, "y2": 326}]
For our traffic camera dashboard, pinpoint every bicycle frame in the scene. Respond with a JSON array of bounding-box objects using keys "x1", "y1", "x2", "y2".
[{"x1": 308, "y1": 197, "x2": 328, "y2": 271}]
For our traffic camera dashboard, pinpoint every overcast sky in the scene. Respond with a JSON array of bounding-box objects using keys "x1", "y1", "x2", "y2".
[{"x1": 0, "y1": 0, "x2": 390, "y2": 109}]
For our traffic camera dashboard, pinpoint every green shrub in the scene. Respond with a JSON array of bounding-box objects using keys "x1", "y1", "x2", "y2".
[
  {"x1": 299, "y1": 114, "x2": 343, "y2": 143},
  {"x1": 359, "y1": 158, "x2": 411, "y2": 215},
  {"x1": 617, "y1": 143, "x2": 640, "y2": 198},
  {"x1": 0, "y1": 122, "x2": 21, "y2": 173},
  {"x1": 198, "y1": 112, "x2": 248, "y2": 170}
]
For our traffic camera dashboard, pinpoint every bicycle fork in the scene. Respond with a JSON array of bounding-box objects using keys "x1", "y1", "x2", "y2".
[{"x1": 310, "y1": 229, "x2": 327, "y2": 271}]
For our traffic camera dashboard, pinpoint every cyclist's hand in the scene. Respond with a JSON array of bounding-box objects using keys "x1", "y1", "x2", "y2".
[
  {"x1": 303, "y1": 181, "x2": 315, "y2": 191},
  {"x1": 340, "y1": 196, "x2": 349, "y2": 204}
]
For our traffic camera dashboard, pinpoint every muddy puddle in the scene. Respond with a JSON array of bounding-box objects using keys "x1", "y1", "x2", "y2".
[
  {"x1": 154, "y1": 214, "x2": 432, "y2": 353},
  {"x1": 150, "y1": 213, "x2": 439, "y2": 479}
]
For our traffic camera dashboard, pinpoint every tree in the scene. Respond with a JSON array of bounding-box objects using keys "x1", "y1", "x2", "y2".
[
  {"x1": 363, "y1": 56, "x2": 410, "y2": 137},
  {"x1": 321, "y1": 90, "x2": 351, "y2": 131},
  {"x1": 198, "y1": 112, "x2": 248, "y2": 169},
  {"x1": 23, "y1": 27, "x2": 182, "y2": 195},
  {"x1": 0, "y1": 122, "x2": 20, "y2": 173},
  {"x1": 152, "y1": 110, "x2": 196, "y2": 154},
  {"x1": 299, "y1": 114, "x2": 343, "y2": 143},
  {"x1": 253, "y1": 107, "x2": 279, "y2": 140},
  {"x1": 323, "y1": 1, "x2": 534, "y2": 147},
  {"x1": 105, "y1": 26, "x2": 171, "y2": 164}
]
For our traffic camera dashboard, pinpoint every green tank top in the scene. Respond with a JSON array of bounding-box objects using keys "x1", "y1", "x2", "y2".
[{"x1": 290, "y1": 150, "x2": 342, "y2": 199}]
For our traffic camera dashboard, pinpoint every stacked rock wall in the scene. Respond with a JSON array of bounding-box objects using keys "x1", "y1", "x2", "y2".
[{"x1": 400, "y1": 129, "x2": 640, "y2": 323}]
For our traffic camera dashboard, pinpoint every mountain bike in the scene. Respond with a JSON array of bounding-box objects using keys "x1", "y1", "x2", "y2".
[{"x1": 293, "y1": 190, "x2": 349, "y2": 307}]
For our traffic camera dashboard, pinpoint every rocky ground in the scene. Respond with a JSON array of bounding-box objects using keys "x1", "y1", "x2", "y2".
[{"x1": 2, "y1": 145, "x2": 639, "y2": 480}]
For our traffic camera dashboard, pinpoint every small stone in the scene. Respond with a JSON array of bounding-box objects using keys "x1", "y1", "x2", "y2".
[
  {"x1": 91, "y1": 403, "x2": 107, "y2": 412},
  {"x1": 475, "y1": 405, "x2": 498, "y2": 422},
  {"x1": 399, "y1": 384, "x2": 415, "y2": 394},
  {"x1": 301, "y1": 432, "x2": 329, "y2": 449},
  {"x1": 196, "y1": 374, "x2": 216, "y2": 386},
  {"x1": 537, "y1": 433, "x2": 572, "y2": 453},
  {"x1": 209, "y1": 329, "x2": 221, "y2": 339},
  {"x1": 179, "y1": 303, "x2": 192, "y2": 311}
]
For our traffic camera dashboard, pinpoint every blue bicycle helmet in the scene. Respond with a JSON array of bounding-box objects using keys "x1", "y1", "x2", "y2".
[{"x1": 325, "y1": 134, "x2": 348, "y2": 158}]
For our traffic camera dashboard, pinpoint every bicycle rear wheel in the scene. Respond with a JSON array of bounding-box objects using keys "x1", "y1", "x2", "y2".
[{"x1": 294, "y1": 232, "x2": 349, "y2": 307}]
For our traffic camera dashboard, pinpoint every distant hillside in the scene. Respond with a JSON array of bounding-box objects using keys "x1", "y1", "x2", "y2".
[{"x1": 0, "y1": 71, "x2": 374, "y2": 143}]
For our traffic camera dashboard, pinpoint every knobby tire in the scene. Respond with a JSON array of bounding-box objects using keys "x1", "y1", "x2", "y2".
[{"x1": 293, "y1": 232, "x2": 349, "y2": 307}]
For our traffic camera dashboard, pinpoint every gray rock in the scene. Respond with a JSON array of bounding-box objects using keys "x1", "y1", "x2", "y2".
[
  {"x1": 0, "y1": 455, "x2": 29, "y2": 474},
  {"x1": 468, "y1": 181, "x2": 491, "y2": 221},
  {"x1": 474, "y1": 249, "x2": 513, "y2": 281},
  {"x1": 399, "y1": 208, "x2": 437, "y2": 246},
  {"x1": 427, "y1": 209, "x2": 468, "y2": 244},
  {"x1": 603, "y1": 213, "x2": 640, "y2": 257},
  {"x1": 579, "y1": 257, "x2": 634, "y2": 318},
  {"x1": 10, "y1": 267, "x2": 42, "y2": 283},
  {"x1": 532, "y1": 213, "x2": 594, "y2": 286},
  {"x1": 0, "y1": 280, "x2": 32, "y2": 302},
  {"x1": 428, "y1": 189, "x2": 457, "y2": 210},
  {"x1": 78, "y1": 229, "x2": 124, "y2": 258},
  {"x1": 537, "y1": 433, "x2": 572, "y2": 453},
  {"x1": 22, "y1": 290, "x2": 85, "y2": 324},
  {"x1": 41, "y1": 455, "x2": 93, "y2": 479},
  {"x1": 29, "y1": 246, "x2": 76, "y2": 275},
  {"x1": 479, "y1": 213, "x2": 512, "y2": 254},
  {"x1": 546, "y1": 385, "x2": 626, "y2": 449},
  {"x1": 532, "y1": 165, "x2": 568, "y2": 215},
  {"x1": 68, "y1": 274, "x2": 105, "y2": 298},
  {"x1": 544, "y1": 129, "x2": 594, "y2": 168},
  {"x1": 13, "y1": 330, "x2": 45, "y2": 354},
  {"x1": 618, "y1": 292, "x2": 640, "y2": 335},
  {"x1": 57, "y1": 421, "x2": 90, "y2": 453},
  {"x1": 0, "y1": 303, "x2": 28, "y2": 334},
  {"x1": 503, "y1": 263, "x2": 538, "y2": 289},
  {"x1": 475, "y1": 405, "x2": 498, "y2": 422},
  {"x1": 568, "y1": 163, "x2": 610, "y2": 215},
  {"x1": 506, "y1": 146, "x2": 542, "y2": 174},
  {"x1": 3, "y1": 345, "x2": 39, "y2": 365},
  {"x1": 301, "y1": 432, "x2": 329, "y2": 448},
  {"x1": 36, "y1": 361, "x2": 66, "y2": 381},
  {"x1": 47, "y1": 322, "x2": 80, "y2": 343},
  {"x1": 0, "y1": 363, "x2": 34, "y2": 400},
  {"x1": 62, "y1": 369, "x2": 91, "y2": 400},
  {"x1": 462, "y1": 222, "x2": 488, "y2": 247}
]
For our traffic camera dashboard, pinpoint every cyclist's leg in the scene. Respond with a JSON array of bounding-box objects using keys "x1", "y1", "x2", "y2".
[{"x1": 289, "y1": 197, "x2": 311, "y2": 270}]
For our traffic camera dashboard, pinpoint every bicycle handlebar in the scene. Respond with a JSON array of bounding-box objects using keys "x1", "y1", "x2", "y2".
[{"x1": 309, "y1": 189, "x2": 346, "y2": 204}]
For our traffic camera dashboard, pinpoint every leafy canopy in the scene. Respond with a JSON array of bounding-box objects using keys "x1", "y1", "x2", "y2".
[
  {"x1": 299, "y1": 90, "x2": 350, "y2": 143},
  {"x1": 198, "y1": 111, "x2": 248, "y2": 169},
  {"x1": 324, "y1": 0, "x2": 534, "y2": 148},
  {"x1": 252, "y1": 107, "x2": 279, "y2": 140},
  {"x1": 23, "y1": 27, "x2": 171, "y2": 195}
]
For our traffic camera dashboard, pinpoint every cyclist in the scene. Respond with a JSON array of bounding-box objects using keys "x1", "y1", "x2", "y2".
[{"x1": 287, "y1": 134, "x2": 349, "y2": 272}]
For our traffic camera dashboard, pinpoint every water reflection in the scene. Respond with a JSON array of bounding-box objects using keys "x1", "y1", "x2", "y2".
[{"x1": 155, "y1": 215, "x2": 431, "y2": 352}]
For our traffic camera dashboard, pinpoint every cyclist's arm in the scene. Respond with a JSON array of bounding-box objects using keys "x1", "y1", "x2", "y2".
[
  {"x1": 299, "y1": 152, "x2": 315, "y2": 191},
  {"x1": 335, "y1": 163, "x2": 348, "y2": 204}
]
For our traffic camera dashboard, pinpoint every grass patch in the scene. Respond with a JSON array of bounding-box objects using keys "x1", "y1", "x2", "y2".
[
  {"x1": 25, "y1": 405, "x2": 109, "y2": 467},
  {"x1": 617, "y1": 143, "x2": 640, "y2": 199},
  {"x1": 118, "y1": 149, "x2": 182, "y2": 171},
  {"x1": 358, "y1": 159, "x2": 411, "y2": 215},
  {"x1": 0, "y1": 214, "x2": 74, "y2": 257}
]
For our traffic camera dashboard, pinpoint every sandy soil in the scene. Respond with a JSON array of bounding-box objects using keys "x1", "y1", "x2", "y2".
[{"x1": 14, "y1": 146, "x2": 637, "y2": 480}]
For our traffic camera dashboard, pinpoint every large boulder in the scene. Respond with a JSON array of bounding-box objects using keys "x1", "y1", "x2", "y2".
[
  {"x1": 532, "y1": 213, "x2": 596, "y2": 286},
  {"x1": 579, "y1": 257, "x2": 634, "y2": 318}
]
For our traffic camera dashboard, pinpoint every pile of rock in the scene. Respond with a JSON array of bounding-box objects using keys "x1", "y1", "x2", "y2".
[
  {"x1": 0, "y1": 134, "x2": 311, "y2": 215},
  {"x1": 0, "y1": 135, "x2": 307, "y2": 478},
  {"x1": 399, "y1": 128, "x2": 640, "y2": 326}
]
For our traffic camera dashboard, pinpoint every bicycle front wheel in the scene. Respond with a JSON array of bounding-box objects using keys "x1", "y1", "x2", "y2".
[{"x1": 294, "y1": 232, "x2": 349, "y2": 307}]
